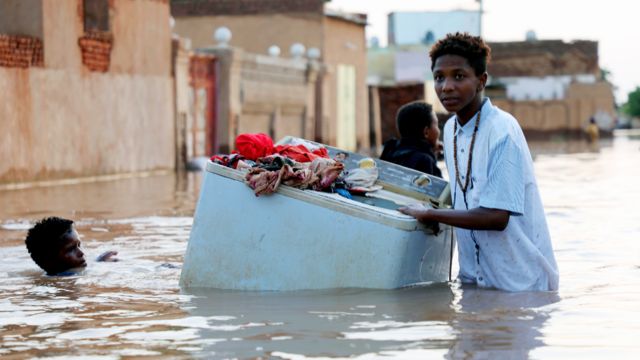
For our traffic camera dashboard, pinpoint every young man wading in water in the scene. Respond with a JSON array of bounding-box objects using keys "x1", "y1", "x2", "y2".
[{"x1": 399, "y1": 33, "x2": 559, "y2": 292}]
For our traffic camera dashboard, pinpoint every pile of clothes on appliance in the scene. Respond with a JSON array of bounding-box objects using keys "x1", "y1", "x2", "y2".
[{"x1": 210, "y1": 133, "x2": 379, "y2": 197}]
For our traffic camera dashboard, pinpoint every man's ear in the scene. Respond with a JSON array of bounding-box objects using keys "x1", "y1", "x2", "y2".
[{"x1": 478, "y1": 72, "x2": 488, "y2": 91}]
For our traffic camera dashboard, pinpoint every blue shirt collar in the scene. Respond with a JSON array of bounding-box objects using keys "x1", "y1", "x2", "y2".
[{"x1": 455, "y1": 98, "x2": 492, "y2": 135}]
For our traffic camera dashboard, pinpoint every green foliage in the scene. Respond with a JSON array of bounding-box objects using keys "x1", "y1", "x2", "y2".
[{"x1": 624, "y1": 87, "x2": 640, "y2": 117}]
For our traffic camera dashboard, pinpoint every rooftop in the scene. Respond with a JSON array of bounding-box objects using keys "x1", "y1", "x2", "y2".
[
  {"x1": 488, "y1": 39, "x2": 599, "y2": 77},
  {"x1": 170, "y1": 0, "x2": 325, "y2": 17}
]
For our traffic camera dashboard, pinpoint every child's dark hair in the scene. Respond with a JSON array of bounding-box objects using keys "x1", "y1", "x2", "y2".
[
  {"x1": 429, "y1": 32, "x2": 491, "y2": 75},
  {"x1": 396, "y1": 101, "x2": 434, "y2": 139},
  {"x1": 25, "y1": 217, "x2": 74, "y2": 273}
]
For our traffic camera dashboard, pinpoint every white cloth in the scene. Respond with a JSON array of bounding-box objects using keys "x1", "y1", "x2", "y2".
[{"x1": 443, "y1": 98, "x2": 559, "y2": 292}]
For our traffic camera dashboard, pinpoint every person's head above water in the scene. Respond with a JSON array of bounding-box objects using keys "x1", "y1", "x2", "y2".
[{"x1": 25, "y1": 217, "x2": 86, "y2": 275}]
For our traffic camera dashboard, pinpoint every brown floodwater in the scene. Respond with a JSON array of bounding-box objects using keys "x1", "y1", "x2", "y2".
[{"x1": 1, "y1": 131, "x2": 639, "y2": 359}]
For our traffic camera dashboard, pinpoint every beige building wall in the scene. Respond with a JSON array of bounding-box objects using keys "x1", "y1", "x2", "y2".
[
  {"x1": 174, "y1": 13, "x2": 369, "y2": 151},
  {"x1": 200, "y1": 48, "x2": 318, "y2": 153},
  {"x1": 322, "y1": 16, "x2": 368, "y2": 151},
  {"x1": 492, "y1": 81, "x2": 615, "y2": 133},
  {"x1": 40, "y1": 0, "x2": 172, "y2": 74},
  {"x1": 173, "y1": 14, "x2": 324, "y2": 55},
  {"x1": 0, "y1": 68, "x2": 174, "y2": 183},
  {"x1": 110, "y1": 0, "x2": 172, "y2": 76},
  {"x1": 42, "y1": 0, "x2": 83, "y2": 70},
  {"x1": 0, "y1": 0, "x2": 175, "y2": 183},
  {"x1": 565, "y1": 82, "x2": 616, "y2": 129}
]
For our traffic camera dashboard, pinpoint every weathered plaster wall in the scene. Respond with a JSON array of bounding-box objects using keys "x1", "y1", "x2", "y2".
[
  {"x1": 0, "y1": 0, "x2": 175, "y2": 183},
  {"x1": 110, "y1": 0, "x2": 172, "y2": 76},
  {"x1": 322, "y1": 16, "x2": 368, "y2": 150},
  {"x1": 203, "y1": 47, "x2": 317, "y2": 153},
  {"x1": 41, "y1": 0, "x2": 171, "y2": 74},
  {"x1": 492, "y1": 81, "x2": 616, "y2": 133},
  {"x1": 174, "y1": 13, "x2": 369, "y2": 151},
  {"x1": 42, "y1": 0, "x2": 83, "y2": 70},
  {"x1": 0, "y1": 68, "x2": 174, "y2": 183},
  {"x1": 173, "y1": 14, "x2": 323, "y2": 55}
]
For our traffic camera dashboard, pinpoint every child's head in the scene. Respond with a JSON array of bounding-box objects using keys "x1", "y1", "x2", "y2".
[
  {"x1": 429, "y1": 32, "x2": 491, "y2": 114},
  {"x1": 25, "y1": 217, "x2": 86, "y2": 275},
  {"x1": 396, "y1": 101, "x2": 440, "y2": 148}
]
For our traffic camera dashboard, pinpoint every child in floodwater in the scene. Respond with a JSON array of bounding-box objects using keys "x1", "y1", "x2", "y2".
[
  {"x1": 25, "y1": 217, "x2": 117, "y2": 276},
  {"x1": 399, "y1": 32, "x2": 559, "y2": 292},
  {"x1": 380, "y1": 101, "x2": 442, "y2": 177}
]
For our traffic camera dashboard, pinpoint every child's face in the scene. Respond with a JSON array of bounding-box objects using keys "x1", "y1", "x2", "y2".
[
  {"x1": 432, "y1": 54, "x2": 486, "y2": 114},
  {"x1": 55, "y1": 227, "x2": 86, "y2": 272}
]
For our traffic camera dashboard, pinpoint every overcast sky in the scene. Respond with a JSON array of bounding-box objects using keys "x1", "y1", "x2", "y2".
[{"x1": 328, "y1": 0, "x2": 639, "y2": 104}]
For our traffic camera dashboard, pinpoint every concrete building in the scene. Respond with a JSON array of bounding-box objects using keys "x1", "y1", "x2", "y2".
[
  {"x1": 170, "y1": 0, "x2": 370, "y2": 152},
  {"x1": 0, "y1": 0, "x2": 174, "y2": 184},
  {"x1": 388, "y1": 10, "x2": 481, "y2": 46},
  {"x1": 488, "y1": 40, "x2": 616, "y2": 134},
  {"x1": 367, "y1": 36, "x2": 615, "y2": 143}
]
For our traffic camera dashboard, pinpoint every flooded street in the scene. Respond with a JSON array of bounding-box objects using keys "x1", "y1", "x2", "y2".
[{"x1": 1, "y1": 132, "x2": 639, "y2": 359}]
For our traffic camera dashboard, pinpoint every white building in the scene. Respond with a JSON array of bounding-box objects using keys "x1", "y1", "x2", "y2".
[{"x1": 388, "y1": 10, "x2": 480, "y2": 46}]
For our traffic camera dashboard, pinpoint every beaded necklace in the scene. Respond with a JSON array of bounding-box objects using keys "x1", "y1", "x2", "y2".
[
  {"x1": 453, "y1": 103, "x2": 483, "y2": 194},
  {"x1": 452, "y1": 100, "x2": 485, "y2": 266}
]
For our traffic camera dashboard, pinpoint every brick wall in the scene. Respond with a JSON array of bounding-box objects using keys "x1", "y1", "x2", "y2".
[
  {"x1": 170, "y1": 0, "x2": 324, "y2": 16},
  {"x1": 0, "y1": 34, "x2": 43, "y2": 68},
  {"x1": 78, "y1": 30, "x2": 113, "y2": 72},
  {"x1": 376, "y1": 83, "x2": 424, "y2": 143}
]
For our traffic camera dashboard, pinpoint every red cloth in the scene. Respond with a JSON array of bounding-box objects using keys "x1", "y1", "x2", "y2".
[
  {"x1": 273, "y1": 144, "x2": 329, "y2": 163},
  {"x1": 235, "y1": 133, "x2": 329, "y2": 163},
  {"x1": 235, "y1": 133, "x2": 275, "y2": 160}
]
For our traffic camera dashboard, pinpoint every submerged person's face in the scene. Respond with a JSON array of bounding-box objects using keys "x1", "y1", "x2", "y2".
[{"x1": 54, "y1": 227, "x2": 86, "y2": 273}]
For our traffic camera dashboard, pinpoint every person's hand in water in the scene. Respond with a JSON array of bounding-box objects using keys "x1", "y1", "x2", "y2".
[{"x1": 96, "y1": 250, "x2": 119, "y2": 262}]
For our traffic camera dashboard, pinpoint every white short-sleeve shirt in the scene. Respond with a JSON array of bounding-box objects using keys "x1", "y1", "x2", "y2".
[{"x1": 443, "y1": 98, "x2": 559, "y2": 292}]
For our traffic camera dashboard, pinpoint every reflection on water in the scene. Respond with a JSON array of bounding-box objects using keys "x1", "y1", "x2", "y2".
[
  {"x1": 187, "y1": 285, "x2": 455, "y2": 358},
  {"x1": 1, "y1": 134, "x2": 639, "y2": 358}
]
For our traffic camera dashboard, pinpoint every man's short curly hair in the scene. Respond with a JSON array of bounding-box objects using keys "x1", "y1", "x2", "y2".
[
  {"x1": 429, "y1": 32, "x2": 491, "y2": 75},
  {"x1": 396, "y1": 101, "x2": 434, "y2": 139},
  {"x1": 25, "y1": 217, "x2": 74, "y2": 273}
]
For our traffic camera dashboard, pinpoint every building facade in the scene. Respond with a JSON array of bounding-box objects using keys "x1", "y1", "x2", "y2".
[
  {"x1": 0, "y1": 0, "x2": 175, "y2": 184},
  {"x1": 171, "y1": 0, "x2": 370, "y2": 152},
  {"x1": 488, "y1": 40, "x2": 616, "y2": 134},
  {"x1": 388, "y1": 10, "x2": 481, "y2": 46}
]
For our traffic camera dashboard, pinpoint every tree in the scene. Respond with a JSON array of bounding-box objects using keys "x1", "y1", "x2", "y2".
[{"x1": 623, "y1": 87, "x2": 640, "y2": 117}]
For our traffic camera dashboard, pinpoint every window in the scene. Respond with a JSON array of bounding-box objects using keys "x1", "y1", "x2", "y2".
[{"x1": 83, "y1": 0, "x2": 109, "y2": 32}]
